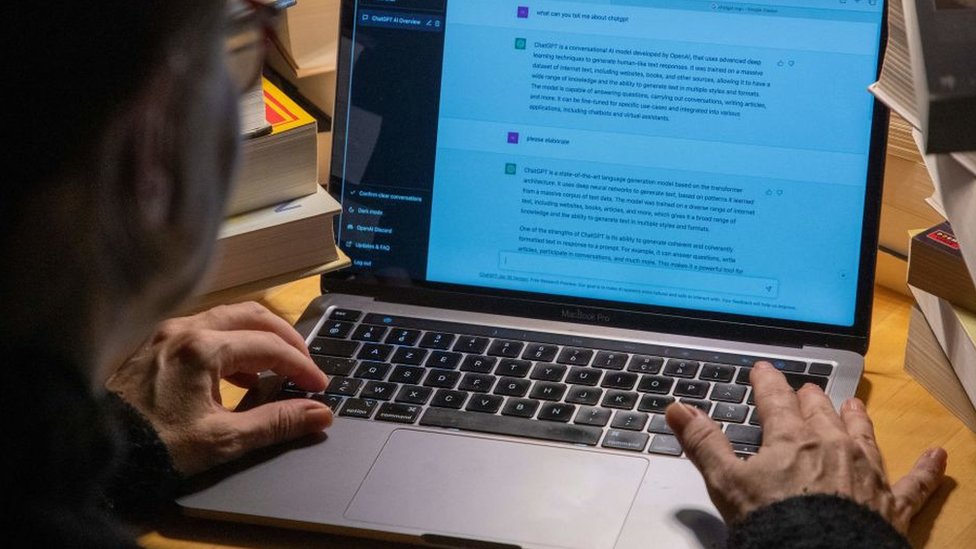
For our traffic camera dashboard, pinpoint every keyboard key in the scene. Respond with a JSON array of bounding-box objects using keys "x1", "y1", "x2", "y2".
[
  {"x1": 385, "y1": 328, "x2": 420, "y2": 346},
  {"x1": 494, "y1": 377, "x2": 531, "y2": 397},
  {"x1": 361, "y1": 381, "x2": 398, "y2": 400},
  {"x1": 530, "y1": 363, "x2": 567, "y2": 382},
  {"x1": 390, "y1": 347, "x2": 427, "y2": 365},
  {"x1": 277, "y1": 388, "x2": 307, "y2": 400},
  {"x1": 627, "y1": 355, "x2": 664, "y2": 374},
  {"x1": 566, "y1": 367, "x2": 602, "y2": 386},
  {"x1": 324, "y1": 377, "x2": 363, "y2": 396},
  {"x1": 310, "y1": 393, "x2": 344, "y2": 409},
  {"x1": 710, "y1": 383, "x2": 747, "y2": 403},
  {"x1": 538, "y1": 402, "x2": 576, "y2": 422},
  {"x1": 458, "y1": 373, "x2": 496, "y2": 393},
  {"x1": 557, "y1": 347, "x2": 593, "y2": 366},
  {"x1": 466, "y1": 394, "x2": 504, "y2": 414},
  {"x1": 419, "y1": 332, "x2": 455, "y2": 350},
  {"x1": 357, "y1": 343, "x2": 394, "y2": 362},
  {"x1": 430, "y1": 389, "x2": 468, "y2": 409},
  {"x1": 389, "y1": 365, "x2": 425, "y2": 384},
  {"x1": 425, "y1": 350, "x2": 463, "y2": 370},
  {"x1": 351, "y1": 324, "x2": 389, "y2": 342},
  {"x1": 375, "y1": 403, "x2": 422, "y2": 424},
  {"x1": 522, "y1": 344, "x2": 558, "y2": 362},
  {"x1": 530, "y1": 382, "x2": 567, "y2": 401},
  {"x1": 748, "y1": 407, "x2": 762, "y2": 426},
  {"x1": 674, "y1": 380, "x2": 710, "y2": 399},
  {"x1": 700, "y1": 363, "x2": 735, "y2": 382},
  {"x1": 768, "y1": 358, "x2": 805, "y2": 373},
  {"x1": 663, "y1": 359, "x2": 699, "y2": 378},
  {"x1": 487, "y1": 340, "x2": 524, "y2": 358},
  {"x1": 809, "y1": 362, "x2": 834, "y2": 376},
  {"x1": 318, "y1": 320, "x2": 355, "y2": 339},
  {"x1": 565, "y1": 386, "x2": 603, "y2": 406},
  {"x1": 420, "y1": 408, "x2": 602, "y2": 445},
  {"x1": 309, "y1": 337, "x2": 359, "y2": 358},
  {"x1": 424, "y1": 370, "x2": 461, "y2": 389},
  {"x1": 602, "y1": 390, "x2": 638, "y2": 410},
  {"x1": 460, "y1": 355, "x2": 497, "y2": 373},
  {"x1": 311, "y1": 356, "x2": 357, "y2": 376},
  {"x1": 339, "y1": 398, "x2": 377, "y2": 419},
  {"x1": 395, "y1": 385, "x2": 432, "y2": 405},
  {"x1": 574, "y1": 406, "x2": 612, "y2": 426},
  {"x1": 680, "y1": 398, "x2": 712, "y2": 413},
  {"x1": 783, "y1": 373, "x2": 828, "y2": 391},
  {"x1": 453, "y1": 335, "x2": 489, "y2": 354},
  {"x1": 711, "y1": 403, "x2": 748, "y2": 423},
  {"x1": 329, "y1": 308, "x2": 362, "y2": 321},
  {"x1": 611, "y1": 411, "x2": 649, "y2": 431},
  {"x1": 735, "y1": 367, "x2": 753, "y2": 385},
  {"x1": 353, "y1": 361, "x2": 391, "y2": 380},
  {"x1": 725, "y1": 424, "x2": 763, "y2": 446},
  {"x1": 602, "y1": 372, "x2": 639, "y2": 390},
  {"x1": 647, "y1": 415, "x2": 673, "y2": 435},
  {"x1": 648, "y1": 434, "x2": 683, "y2": 456},
  {"x1": 637, "y1": 375, "x2": 674, "y2": 394},
  {"x1": 495, "y1": 358, "x2": 532, "y2": 377},
  {"x1": 593, "y1": 351, "x2": 628, "y2": 370},
  {"x1": 637, "y1": 395, "x2": 675, "y2": 413},
  {"x1": 602, "y1": 430, "x2": 649, "y2": 452},
  {"x1": 502, "y1": 398, "x2": 539, "y2": 418},
  {"x1": 731, "y1": 443, "x2": 760, "y2": 457}
]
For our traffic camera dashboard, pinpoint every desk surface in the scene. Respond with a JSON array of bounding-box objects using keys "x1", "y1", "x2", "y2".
[{"x1": 139, "y1": 279, "x2": 976, "y2": 548}]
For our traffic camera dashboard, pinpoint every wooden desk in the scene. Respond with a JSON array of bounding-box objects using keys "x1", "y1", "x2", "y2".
[{"x1": 139, "y1": 280, "x2": 976, "y2": 548}]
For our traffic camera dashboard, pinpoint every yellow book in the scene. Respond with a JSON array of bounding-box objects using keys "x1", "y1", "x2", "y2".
[{"x1": 225, "y1": 77, "x2": 319, "y2": 217}]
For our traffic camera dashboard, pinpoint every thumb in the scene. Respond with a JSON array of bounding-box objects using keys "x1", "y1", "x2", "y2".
[
  {"x1": 890, "y1": 447, "x2": 947, "y2": 533},
  {"x1": 233, "y1": 399, "x2": 333, "y2": 454},
  {"x1": 666, "y1": 402, "x2": 738, "y2": 478}
]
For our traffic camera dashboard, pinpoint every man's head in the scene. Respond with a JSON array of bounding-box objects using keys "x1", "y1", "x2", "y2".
[{"x1": 3, "y1": 1, "x2": 245, "y2": 379}]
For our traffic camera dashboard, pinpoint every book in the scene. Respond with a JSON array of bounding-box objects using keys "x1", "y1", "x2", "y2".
[
  {"x1": 272, "y1": 0, "x2": 340, "y2": 74},
  {"x1": 903, "y1": 0, "x2": 976, "y2": 153},
  {"x1": 904, "y1": 305, "x2": 976, "y2": 432},
  {"x1": 868, "y1": 0, "x2": 919, "y2": 125},
  {"x1": 226, "y1": 77, "x2": 319, "y2": 217},
  {"x1": 918, "y1": 141, "x2": 976, "y2": 286},
  {"x1": 266, "y1": 37, "x2": 338, "y2": 120},
  {"x1": 908, "y1": 222, "x2": 976, "y2": 313},
  {"x1": 910, "y1": 284, "x2": 976, "y2": 413},
  {"x1": 198, "y1": 185, "x2": 341, "y2": 296},
  {"x1": 238, "y1": 80, "x2": 271, "y2": 139}
]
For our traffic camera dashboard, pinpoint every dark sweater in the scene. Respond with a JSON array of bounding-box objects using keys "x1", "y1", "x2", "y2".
[{"x1": 3, "y1": 349, "x2": 909, "y2": 548}]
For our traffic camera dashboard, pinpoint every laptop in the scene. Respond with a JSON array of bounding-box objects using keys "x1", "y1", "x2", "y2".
[{"x1": 178, "y1": 1, "x2": 889, "y2": 547}]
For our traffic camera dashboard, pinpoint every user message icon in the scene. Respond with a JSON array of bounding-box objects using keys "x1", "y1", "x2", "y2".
[
  {"x1": 507, "y1": 132, "x2": 520, "y2": 144},
  {"x1": 517, "y1": 6, "x2": 529, "y2": 18}
]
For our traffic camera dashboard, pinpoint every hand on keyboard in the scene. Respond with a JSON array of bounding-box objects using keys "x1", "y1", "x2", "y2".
[
  {"x1": 106, "y1": 302, "x2": 333, "y2": 475},
  {"x1": 665, "y1": 361, "x2": 947, "y2": 534}
]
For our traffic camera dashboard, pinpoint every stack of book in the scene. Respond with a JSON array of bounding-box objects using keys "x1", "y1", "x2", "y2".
[
  {"x1": 189, "y1": 76, "x2": 348, "y2": 310},
  {"x1": 870, "y1": 0, "x2": 976, "y2": 430},
  {"x1": 265, "y1": 0, "x2": 340, "y2": 185}
]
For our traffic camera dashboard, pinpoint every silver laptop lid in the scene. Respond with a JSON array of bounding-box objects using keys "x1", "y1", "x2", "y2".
[{"x1": 324, "y1": 0, "x2": 888, "y2": 353}]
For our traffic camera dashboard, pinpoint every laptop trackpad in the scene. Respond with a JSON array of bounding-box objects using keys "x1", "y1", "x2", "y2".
[{"x1": 346, "y1": 429, "x2": 648, "y2": 549}]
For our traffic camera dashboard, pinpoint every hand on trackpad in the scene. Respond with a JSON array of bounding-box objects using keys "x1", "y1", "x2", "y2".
[{"x1": 345, "y1": 429, "x2": 648, "y2": 549}]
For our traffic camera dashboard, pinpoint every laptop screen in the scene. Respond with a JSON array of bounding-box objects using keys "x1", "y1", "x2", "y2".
[{"x1": 330, "y1": 0, "x2": 886, "y2": 330}]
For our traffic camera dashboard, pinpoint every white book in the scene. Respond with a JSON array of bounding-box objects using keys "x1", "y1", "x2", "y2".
[
  {"x1": 911, "y1": 285, "x2": 976, "y2": 411},
  {"x1": 199, "y1": 186, "x2": 341, "y2": 295}
]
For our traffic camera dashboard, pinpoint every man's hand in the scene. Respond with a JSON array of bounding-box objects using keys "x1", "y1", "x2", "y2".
[
  {"x1": 107, "y1": 301, "x2": 333, "y2": 476},
  {"x1": 665, "y1": 361, "x2": 947, "y2": 534}
]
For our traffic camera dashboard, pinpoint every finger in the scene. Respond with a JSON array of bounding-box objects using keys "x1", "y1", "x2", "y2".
[
  {"x1": 840, "y1": 398, "x2": 884, "y2": 469},
  {"x1": 796, "y1": 383, "x2": 847, "y2": 434},
  {"x1": 750, "y1": 361, "x2": 805, "y2": 442},
  {"x1": 666, "y1": 402, "x2": 739, "y2": 481},
  {"x1": 196, "y1": 302, "x2": 312, "y2": 358},
  {"x1": 891, "y1": 448, "x2": 948, "y2": 531},
  {"x1": 224, "y1": 400, "x2": 334, "y2": 462},
  {"x1": 205, "y1": 330, "x2": 327, "y2": 391}
]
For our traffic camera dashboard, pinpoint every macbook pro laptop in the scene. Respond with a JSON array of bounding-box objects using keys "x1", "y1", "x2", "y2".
[{"x1": 179, "y1": 1, "x2": 889, "y2": 547}]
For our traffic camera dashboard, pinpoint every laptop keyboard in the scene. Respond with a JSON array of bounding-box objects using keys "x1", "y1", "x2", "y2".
[{"x1": 276, "y1": 308, "x2": 835, "y2": 458}]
